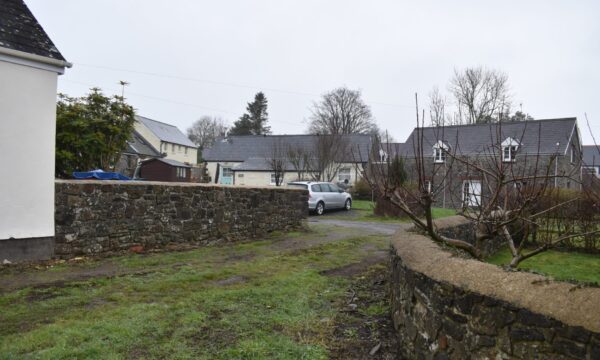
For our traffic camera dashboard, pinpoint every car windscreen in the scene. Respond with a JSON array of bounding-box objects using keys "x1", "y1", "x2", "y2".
[{"x1": 287, "y1": 184, "x2": 308, "y2": 190}]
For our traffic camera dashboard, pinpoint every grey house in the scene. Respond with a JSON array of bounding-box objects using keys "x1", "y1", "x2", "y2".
[
  {"x1": 385, "y1": 118, "x2": 583, "y2": 209},
  {"x1": 202, "y1": 134, "x2": 372, "y2": 186},
  {"x1": 582, "y1": 145, "x2": 600, "y2": 176}
]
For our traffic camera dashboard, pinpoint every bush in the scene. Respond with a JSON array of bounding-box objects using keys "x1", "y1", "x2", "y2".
[{"x1": 352, "y1": 178, "x2": 373, "y2": 200}]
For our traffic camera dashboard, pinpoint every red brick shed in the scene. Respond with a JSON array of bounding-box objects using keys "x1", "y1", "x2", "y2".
[{"x1": 139, "y1": 158, "x2": 192, "y2": 182}]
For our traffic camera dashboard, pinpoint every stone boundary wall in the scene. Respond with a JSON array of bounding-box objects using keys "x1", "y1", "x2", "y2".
[
  {"x1": 55, "y1": 180, "x2": 307, "y2": 257},
  {"x1": 433, "y1": 215, "x2": 505, "y2": 257},
  {"x1": 390, "y1": 225, "x2": 600, "y2": 359}
]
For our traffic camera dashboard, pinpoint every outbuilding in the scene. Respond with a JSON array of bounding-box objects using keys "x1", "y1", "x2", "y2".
[{"x1": 140, "y1": 158, "x2": 192, "y2": 183}]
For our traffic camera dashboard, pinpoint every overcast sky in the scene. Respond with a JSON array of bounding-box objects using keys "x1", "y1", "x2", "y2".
[{"x1": 27, "y1": 0, "x2": 600, "y2": 143}]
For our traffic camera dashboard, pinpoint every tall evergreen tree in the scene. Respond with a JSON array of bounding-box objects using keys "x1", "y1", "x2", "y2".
[{"x1": 228, "y1": 92, "x2": 271, "y2": 135}]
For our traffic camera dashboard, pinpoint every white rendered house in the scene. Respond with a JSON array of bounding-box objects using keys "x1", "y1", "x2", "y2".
[{"x1": 0, "y1": 0, "x2": 70, "y2": 261}]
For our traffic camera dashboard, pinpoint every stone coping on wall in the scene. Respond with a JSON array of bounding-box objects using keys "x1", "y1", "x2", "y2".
[
  {"x1": 55, "y1": 179, "x2": 307, "y2": 192},
  {"x1": 392, "y1": 228, "x2": 600, "y2": 334}
]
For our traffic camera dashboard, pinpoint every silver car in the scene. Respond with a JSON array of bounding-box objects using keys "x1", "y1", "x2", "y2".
[{"x1": 287, "y1": 181, "x2": 352, "y2": 215}]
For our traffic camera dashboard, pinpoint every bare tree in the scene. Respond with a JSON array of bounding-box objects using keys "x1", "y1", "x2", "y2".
[
  {"x1": 308, "y1": 87, "x2": 376, "y2": 135},
  {"x1": 266, "y1": 139, "x2": 287, "y2": 186},
  {"x1": 309, "y1": 134, "x2": 350, "y2": 182},
  {"x1": 287, "y1": 145, "x2": 312, "y2": 181},
  {"x1": 428, "y1": 87, "x2": 447, "y2": 127},
  {"x1": 360, "y1": 94, "x2": 597, "y2": 267},
  {"x1": 449, "y1": 66, "x2": 511, "y2": 124},
  {"x1": 187, "y1": 116, "x2": 228, "y2": 150}
]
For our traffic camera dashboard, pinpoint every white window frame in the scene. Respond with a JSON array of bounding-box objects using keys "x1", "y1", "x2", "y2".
[
  {"x1": 270, "y1": 173, "x2": 283, "y2": 186},
  {"x1": 501, "y1": 137, "x2": 520, "y2": 162},
  {"x1": 222, "y1": 167, "x2": 233, "y2": 178},
  {"x1": 424, "y1": 180, "x2": 432, "y2": 194},
  {"x1": 338, "y1": 167, "x2": 352, "y2": 183},
  {"x1": 462, "y1": 180, "x2": 482, "y2": 208},
  {"x1": 176, "y1": 167, "x2": 187, "y2": 179},
  {"x1": 433, "y1": 141, "x2": 448, "y2": 163}
]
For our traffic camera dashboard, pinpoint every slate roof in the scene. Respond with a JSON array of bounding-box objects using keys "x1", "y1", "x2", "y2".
[
  {"x1": 124, "y1": 130, "x2": 161, "y2": 157},
  {"x1": 0, "y1": 0, "x2": 66, "y2": 61},
  {"x1": 202, "y1": 134, "x2": 372, "y2": 163},
  {"x1": 399, "y1": 118, "x2": 577, "y2": 157},
  {"x1": 142, "y1": 157, "x2": 191, "y2": 168},
  {"x1": 582, "y1": 145, "x2": 600, "y2": 167},
  {"x1": 136, "y1": 116, "x2": 196, "y2": 147}
]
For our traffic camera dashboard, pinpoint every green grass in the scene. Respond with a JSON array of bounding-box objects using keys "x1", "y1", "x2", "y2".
[
  {"x1": 0, "y1": 225, "x2": 390, "y2": 359},
  {"x1": 487, "y1": 248, "x2": 600, "y2": 284},
  {"x1": 431, "y1": 207, "x2": 457, "y2": 219},
  {"x1": 325, "y1": 199, "x2": 456, "y2": 223}
]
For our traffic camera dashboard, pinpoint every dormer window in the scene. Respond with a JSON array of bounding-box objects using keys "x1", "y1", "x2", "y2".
[
  {"x1": 501, "y1": 137, "x2": 520, "y2": 162},
  {"x1": 433, "y1": 141, "x2": 448, "y2": 163},
  {"x1": 379, "y1": 149, "x2": 388, "y2": 162}
]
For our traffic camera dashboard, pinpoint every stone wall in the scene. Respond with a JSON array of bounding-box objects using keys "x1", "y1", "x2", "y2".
[
  {"x1": 433, "y1": 216, "x2": 505, "y2": 257},
  {"x1": 390, "y1": 227, "x2": 600, "y2": 359},
  {"x1": 55, "y1": 180, "x2": 307, "y2": 257}
]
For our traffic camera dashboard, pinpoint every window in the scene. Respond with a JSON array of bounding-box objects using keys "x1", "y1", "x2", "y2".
[
  {"x1": 501, "y1": 137, "x2": 520, "y2": 162},
  {"x1": 462, "y1": 180, "x2": 482, "y2": 208},
  {"x1": 424, "y1": 180, "x2": 432, "y2": 194},
  {"x1": 503, "y1": 145, "x2": 517, "y2": 162},
  {"x1": 338, "y1": 167, "x2": 351, "y2": 183},
  {"x1": 433, "y1": 141, "x2": 448, "y2": 163},
  {"x1": 433, "y1": 148, "x2": 446, "y2": 163},
  {"x1": 222, "y1": 167, "x2": 233, "y2": 177},
  {"x1": 378, "y1": 149, "x2": 388, "y2": 162},
  {"x1": 311, "y1": 184, "x2": 323, "y2": 192},
  {"x1": 270, "y1": 173, "x2": 283, "y2": 186},
  {"x1": 171, "y1": 144, "x2": 175, "y2": 153},
  {"x1": 176, "y1": 167, "x2": 187, "y2": 178},
  {"x1": 328, "y1": 184, "x2": 341, "y2": 193},
  {"x1": 570, "y1": 145, "x2": 577, "y2": 163},
  {"x1": 583, "y1": 166, "x2": 600, "y2": 176},
  {"x1": 185, "y1": 147, "x2": 188, "y2": 155}
]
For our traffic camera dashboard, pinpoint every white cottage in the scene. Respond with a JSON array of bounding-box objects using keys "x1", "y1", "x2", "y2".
[{"x1": 0, "y1": 0, "x2": 70, "y2": 261}]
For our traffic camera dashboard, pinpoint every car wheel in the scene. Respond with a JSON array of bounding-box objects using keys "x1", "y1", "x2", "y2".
[
  {"x1": 316, "y1": 201, "x2": 325, "y2": 215},
  {"x1": 344, "y1": 199, "x2": 352, "y2": 211}
]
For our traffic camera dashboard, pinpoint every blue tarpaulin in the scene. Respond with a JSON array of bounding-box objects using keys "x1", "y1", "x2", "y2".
[{"x1": 72, "y1": 169, "x2": 131, "y2": 180}]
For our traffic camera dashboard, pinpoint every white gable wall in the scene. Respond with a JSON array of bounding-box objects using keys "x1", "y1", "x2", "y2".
[
  {"x1": 0, "y1": 60, "x2": 58, "y2": 240},
  {"x1": 134, "y1": 121, "x2": 198, "y2": 165}
]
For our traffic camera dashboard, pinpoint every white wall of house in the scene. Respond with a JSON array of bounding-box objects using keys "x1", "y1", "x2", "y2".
[
  {"x1": 133, "y1": 121, "x2": 197, "y2": 165},
  {"x1": 158, "y1": 141, "x2": 198, "y2": 165},
  {"x1": 235, "y1": 171, "x2": 299, "y2": 186},
  {"x1": 0, "y1": 60, "x2": 58, "y2": 240},
  {"x1": 133, "y1": 121, "x2": 162, "y2": 151},
  {"x1": 206, "y1": 161, "x2": 242, "y2": 184}
]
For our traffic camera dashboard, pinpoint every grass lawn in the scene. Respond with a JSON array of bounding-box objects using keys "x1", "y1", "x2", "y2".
[
  {"x1": 324, "y1": 199, "x2": 457, "y2": 223},
  {"x1": 0, "y1": 225, "x2": 393, "y2": 359},
  {"x1": 487, "y1": 248, "x2": 600, "y2": 284}
]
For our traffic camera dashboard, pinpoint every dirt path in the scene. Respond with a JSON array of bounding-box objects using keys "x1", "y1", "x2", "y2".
[{"x1": 0, "y1": 221, "x2": 400, "y2": 293}]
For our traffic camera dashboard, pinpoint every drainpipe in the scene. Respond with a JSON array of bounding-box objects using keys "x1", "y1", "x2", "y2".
[{"x1": 554, "y1": 155, "x2": 558, "y2": 188}]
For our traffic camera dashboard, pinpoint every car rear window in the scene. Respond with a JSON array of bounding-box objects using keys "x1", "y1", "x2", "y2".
[
  {"x1": 287, "y1": 184, "x2": 308, "y2": 190},
  {"x1": 311, "y1": 184, "x2": 322, "y2": 192}
]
